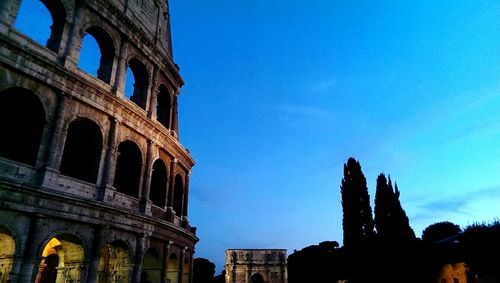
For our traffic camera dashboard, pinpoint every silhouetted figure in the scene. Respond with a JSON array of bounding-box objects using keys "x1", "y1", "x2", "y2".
[
  {"x1": 39, "y1": 254, "x2": 59, "y2": 283},
  {"x1": 140, "y1": 271, "x2": 151, "y2": 283}
]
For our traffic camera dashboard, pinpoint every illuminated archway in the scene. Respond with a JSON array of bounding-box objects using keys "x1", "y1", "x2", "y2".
[
  {"x1": 0, "y1": 228, "x2": 15, "y2": 283},
  {"x1": 34, "y1": 236, "x2": 85, "y2": 283},
  {"x1": 97, "y1": 240, "x2": 132, "y2": 283},
  {"x1": 142, "y1": 248, "x2": 161, "y2": 283},
  {"x1": 167, "y1": 252, "x2": 179, "y2": 283}
]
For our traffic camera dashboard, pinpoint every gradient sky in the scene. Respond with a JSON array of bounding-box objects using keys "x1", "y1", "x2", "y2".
[
  {"x1": 169, "y1": 0, "x2": 500, "y2": 271},
  {"x1": 15, "y1": 0, "x2": 500, "y2": 273}
]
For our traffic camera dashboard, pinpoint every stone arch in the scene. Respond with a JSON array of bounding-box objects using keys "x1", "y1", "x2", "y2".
[
  {"x1": 150, "y1": 158, "x2": 168, "y2": 208},
  {"x1": 0, "y1": 87, "x2": 46, "y2": 166},
  {"x1": 97, "y1": 240, "x2": 133, "y2": 283},
  {"x1": 59, "y1": 118, "x2": 103, "y2": 183},
  {"x1": 125, "y1": 58, "x2": 150, "y2": 110},
  {"x1": 0, "y1": 226, "x2": 16, "y2": 283},
  {"x1": 157, "y1": 84, "x2": 172, "y2": 129},
  {"x1": 250, "y1": 272, "x2": 265, "y2": 283},
  {"x1": 167, "y1": 252, "x2": 179, "y2": 283},
  {"x1": 77, "y1": 25, "x2": 116, "y2": 83},
  {"x1": 142, "y1": 248, "x2": 161, "y2": 283},
  {"x1": 34, "y1": 234, "x2": 85, "y2": 283},
  {"x1": 113, "y1": 140, "x2": 143, "y2": 198},
  {"x1": 14, "y1": 0, "x2": 67, "y2": 52},
  {"x1": 173, "y1": 174, "x2": 184, "y2": 217}
]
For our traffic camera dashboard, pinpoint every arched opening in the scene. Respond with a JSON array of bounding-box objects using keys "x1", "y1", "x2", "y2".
[
  {"x1": 113, "y1": 141, "x2": 142, "y2": 198},
  {"x1": 173, "y1": 174, "x2": 184, "y2": 217},
  {"x1": 250, "y1": 273, "x2": 264, "y2": 283},
  {"x1": 60, "y1": 119, "x2": 103, "y2": 183},
  {"x1": 167, "y1": 252, "x2": 179, "y2": 283},
  {"x1": 0, "y1": 228, "x2": 15, "y2": 283},
  {"x1": 142, "y1": 248, "x2": 161, "y2": 283},
  {"x1": 77, "y1": 27, "x2": 115, "y2": 83},
  {"x1": 34, "y1": 235, "x2": 85, "y2": 283},
  {"x1": 124, "y1": 59, "x2": 149, "y2": 109},
  {"x1": 97, "y1": 240, "x2": 132, "y2": 283},
  {"x1": 14, "y1": 0, "x2": 66, "y2": 52},
  {"x1": 0, "y1": 88, "x2": 45, "y2": 166},
  {"x1": 150, "y1": 159, "x2": 168, "y2": 208},
  {"x1": 156, "y1": 85, "x2": 171, "y2": 129}
]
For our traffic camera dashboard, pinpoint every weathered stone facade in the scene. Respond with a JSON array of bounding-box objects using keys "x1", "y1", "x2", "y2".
[
  {"x1": 0, "y1": 0, "x2": 197, "y2": 282},
  {"x1": 225, "y1": 250, "x2": 287, "y2": 283}
]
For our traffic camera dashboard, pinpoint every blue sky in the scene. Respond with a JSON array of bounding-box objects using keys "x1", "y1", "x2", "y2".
[
  {"x1": 169, "y1": 0, "x2": 500, "y2": 271},
  {"x1": 15, "y1": 0, "x2": 500, "y2": 272}
]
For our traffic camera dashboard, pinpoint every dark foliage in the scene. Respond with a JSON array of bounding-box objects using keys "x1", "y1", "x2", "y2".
[
  {"x1": 421, "y1": 221, "x2": 461, "y2": 243},
  {"x1": 340, "y1": 157, "x2": 375, "y2": 248},
  {"x1": 374, "y1": 174, "x2": 415, "y2": 244},
  {"x1": 193, "y1": 258, "x2": 215, "y2": 283},
  {"x1": 213, "y1": 271, "x2": 225, "y2": 283}
]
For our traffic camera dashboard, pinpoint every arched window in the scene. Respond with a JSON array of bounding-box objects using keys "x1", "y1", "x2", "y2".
[
  {"x1": 142, "y1": 248, "x2": 161, "y2": 283},
  {"x1": 14, "y1": 0, "x2": 66, "y2": 52},
  {"x1": 150, "y1": 159, "x2": 168, "y2": 208},
  {"x1": 60, "y1": 119, "x2": 103, "y2": 183},
  {"x1": 124, "y1": 59, "x2": 149, "y2": 109},
  {"x1": 113, "y1": 141, "x2": 142, "y2": 198},
  {"x1": 35, "y1": 235, "x2": 85, "y2": 283},
  {"x1": 0, "y1": 227, "x2": 15, "y2": 283},
  {"x1": 156, "y1": 85, "x2": 171, "y2": 128},
  {"x1": 173, "y1": 174, "x2": 184, "y2": 217},
  {"x1": 98, "y1": 240, "x2": 132, "y2": 283},
  {"x1": 0, "y1": 88, "x2": 45, "y2": 166},
  {"x1": 167, "y1": 252, "x2": 179, "y2": 283},
  {"x1": 77, "y1": 27, "x2": 115, "y2": 83}
]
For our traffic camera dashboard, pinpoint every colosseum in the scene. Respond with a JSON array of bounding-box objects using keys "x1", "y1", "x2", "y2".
[{"x1": 0, "y1": 0, "x2": 197, "y2": 282}]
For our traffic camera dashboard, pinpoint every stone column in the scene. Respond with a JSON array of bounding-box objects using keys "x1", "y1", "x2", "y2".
[
  {"x1": 161, "y1": 240, "x2": 173, "y2": 283},
  {"x1": 86, "y1": 226, "x2": 105, "y2": 283},
  {"x1": 41, "y1": 94, "x2": 67, "y2": 188},
  {"x1": 113, "y1": 38, "x2": 128, "y2": 97},
  {"x1": 166, "y1": 158, "x2": 177, "y2": 221},
  {"x1": 140, "y1": 140, "x2": 154, "y2": 215},
  {"x1": 61, "y1": 5, "x2": 83, "y2": 68},
  {"x1": 44, "y1": 94, "x2": 67, "y2": 170},
  {"x1": 188, "y1": 251, "x2": 194, "y2": 283},
  {"x1": 132, "y1": 232, "x2": 148, "y2": 283},
  {"x1": 18, "y1": 215, "x2": 43, "y2": 283},
  {"x1": 98, "y1": 118, "x2": 118, "y2": 201},
  {"x1": 178, "y1": 247, "x2": 186, "y2": 283},
  {"x1": 148, "y1": 65, "x2": 159, "y2": 119},
  {"x1": 171, "y1": 91, "x2": 179, "y2": 138}
]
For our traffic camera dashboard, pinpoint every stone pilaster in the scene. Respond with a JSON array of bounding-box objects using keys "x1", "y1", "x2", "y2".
[
  {"x1": 98, "y1": 118, "x2": 118, "y2": 201},
  {"x1": 140, "y1": 140, "x2": 154, "y2": 214},
  {"x1": 85, "y1": 226, "x2": 106, "y2": 283}
]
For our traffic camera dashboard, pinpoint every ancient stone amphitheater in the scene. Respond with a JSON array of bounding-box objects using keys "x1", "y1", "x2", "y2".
[{"x1": 0, "y1": 0, "x2": 197, "y2": 282}]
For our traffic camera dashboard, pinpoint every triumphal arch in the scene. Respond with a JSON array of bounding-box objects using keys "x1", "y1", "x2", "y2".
[
  {"x1": 0, "y1": 0, "x2": 197, "y2": 282},
  {"x1": 225, "y1": 249, "x2": 287, "y2": 283}
]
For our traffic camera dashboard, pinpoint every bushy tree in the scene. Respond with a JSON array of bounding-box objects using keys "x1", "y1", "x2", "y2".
[
  {"x1": 421, "y1": 221, "x2": 461, "y2": 243},
  {"x1": 340, "y1": 157, "x2": 375, "y2": 248}
]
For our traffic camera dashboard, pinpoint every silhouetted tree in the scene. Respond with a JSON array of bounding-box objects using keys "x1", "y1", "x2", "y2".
[
  {"x1": 374, "y1": 174, "x2": 415, "y2": 244},
  {"x1": 193, "y1": 258, "x2": 215, "y2": 283},
  {"x1": 288, "y1": 241, "x2": 346, "y2": 283},
  {"x1": 340, "y1": 157, "x2": 375, "y2": 248},
  {"x1": 213, "y1": 271, "x2": 225, "y2": 283},
  {"x1": 422, "y1": 221, "x2": 461, "y2": 243}
]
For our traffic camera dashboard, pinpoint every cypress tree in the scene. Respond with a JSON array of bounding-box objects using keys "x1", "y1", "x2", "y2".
[
  {"x1": 374, "y1": 173, "x2": 415, "y2": 244},
  {"x1": 340, "y1": 157, "x2": 375, "y2": 248}
]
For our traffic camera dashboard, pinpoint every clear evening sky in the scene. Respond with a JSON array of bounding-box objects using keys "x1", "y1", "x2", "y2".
[
  {"x1": 15, "y1": 0, "x2": 500, "y2": 272},
  {"x1": 169, "y1": 0, "x2": 500, "y2": 271}
]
